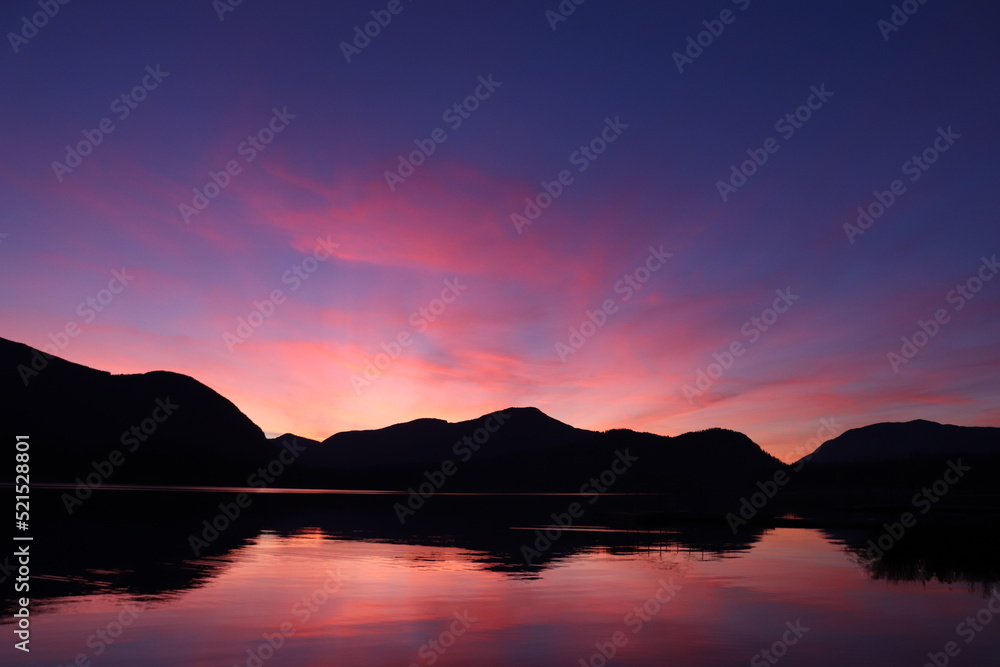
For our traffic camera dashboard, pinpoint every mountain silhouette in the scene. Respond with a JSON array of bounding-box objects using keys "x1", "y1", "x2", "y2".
[
  {"x1": 443, "y1": 427, "x2": 784, "y2": 498},
  {"x1": 1, "y1": 336, "x2": 273, "y2": 485},
  {"x1": 796, "y1": 419, "x2": 1000, "y2": 464},
  {"x1": 783, "y1": 419, "x2": 1000, "y2": 520},
  {"x1": 302, "y1": 406, "x2": 592, "y2": 469},
  {"x1": 3, "y1": 335, "x2": 998, "y2": 511},
  {"x1": 0, "y1": 337, "x2": 786, "y2": 496}
]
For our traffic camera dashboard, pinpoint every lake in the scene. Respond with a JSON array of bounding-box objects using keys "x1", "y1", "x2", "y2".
[{"x1": 4, "y1": 489, "x2": 1000, "y2": 666}]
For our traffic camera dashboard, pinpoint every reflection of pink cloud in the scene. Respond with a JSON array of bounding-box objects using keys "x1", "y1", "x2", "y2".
[{"x1": 28, "y1": 527, "x2": 991, "y2": 665}]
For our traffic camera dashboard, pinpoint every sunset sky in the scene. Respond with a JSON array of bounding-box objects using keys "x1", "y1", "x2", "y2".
[{"x1": 2, "y1": 0, "x2": 998, "y2": 461}]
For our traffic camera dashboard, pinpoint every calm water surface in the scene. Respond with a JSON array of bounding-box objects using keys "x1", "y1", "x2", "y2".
[{"x1": 4, "y1": 490, "x2": 999, "y2": 666}]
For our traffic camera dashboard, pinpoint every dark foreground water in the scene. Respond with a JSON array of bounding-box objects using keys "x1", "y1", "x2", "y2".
[{"x1": 2, "y1": 489, "x2": 999, "y2": 666}]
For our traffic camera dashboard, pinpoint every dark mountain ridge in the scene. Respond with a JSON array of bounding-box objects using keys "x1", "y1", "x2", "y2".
[
  {"x1": 301, "y1": 406, "x2": 593, "y2": 470},
  {"x1": 797, "y1": 419, "x2": 1000, "y2": 465},
  {"x1": 2, "y1": 337, "x2": 272, "y2": 485},
  {"x1": 3, "y1": 336, "x2": 998, "y2": 509}
]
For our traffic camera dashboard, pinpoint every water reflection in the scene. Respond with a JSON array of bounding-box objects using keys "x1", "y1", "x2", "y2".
[
  {"x1": 838, "y1": 524, "x2": 1000, "y2": 595},
  {"x1": 5, "y1": 489, "x2": 772, "y2": 611},
  {"x1": 3, "y1": 489, "x2": 1000, "y2": 666}
]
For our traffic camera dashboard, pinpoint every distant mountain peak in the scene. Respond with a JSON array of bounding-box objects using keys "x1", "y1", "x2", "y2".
[
  {"x1": 801, "y1": 419, "x2": 999, "y2": 465},
  {"x1": 6, "y1": 335, "x2": 997, "y2": 492}
]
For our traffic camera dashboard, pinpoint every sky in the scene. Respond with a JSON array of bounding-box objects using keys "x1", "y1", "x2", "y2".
[{"x1": 1, "y1": 0, "x2": 998, "y2": 462}]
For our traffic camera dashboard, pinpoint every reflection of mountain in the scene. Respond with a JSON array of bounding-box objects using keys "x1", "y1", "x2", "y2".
[
  {"x1": 6, "y1": 331, "x2": 1000, "y2": 618},
  {"x1": 10, "y1": 488, "x2": 1000, "y2": 622},
  {"x1": 1, "y1": 489, "x2": 261, "y2": 620},
  {"x1": 825, "y1": 524, "x2": 1000, "y2": 595},
  {"x1": 3, "y1": 488, "x2": 768, "y2": 618}
]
